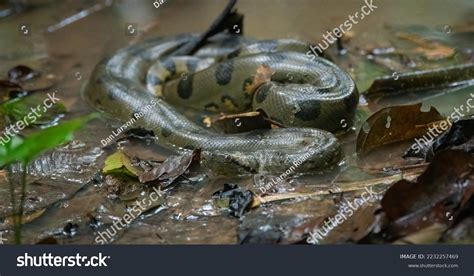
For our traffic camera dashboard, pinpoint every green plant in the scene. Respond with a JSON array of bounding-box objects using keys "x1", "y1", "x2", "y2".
[{"x1": 0, "y1": 113, "x2": 98, "y2": 244}]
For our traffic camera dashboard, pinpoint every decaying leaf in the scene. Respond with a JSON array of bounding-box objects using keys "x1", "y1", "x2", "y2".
[
  {"x1": 213, "y1": 111, "x2": 271, "y2": 134},
  {"x1": 0, "y1": 80, "x2": 24, "y2": 103},
  {"x1": 393, "y1": 223, "x2": 448, "y2": 244},
  {"x1": 397, "y1": 33, "x2": 456, "y2": 60},
  {"x1": 442, "y1": 216, "x2": 474, "y2": 244},
  {"x1": 244, "y1": 64, "x2": 274, "y2": 94},
  {"x1": 381, "y1": 149, "x2": 474, "y2": 238},
  {"x1": 356, "y1": 103, "x2": 445, "y2": 156},
  {"x1": 138, "y1": 149, "x2": 200, "y2": 186},
  {"x1": 212, "y1": 183, "x2": 254, "y2": 218},
  {"x1": 8, "y1": 65, "x2": 40, "y2": 82},
  {"x1": 2, "y1": 208, "x2": 46, "y2": 227},
  {"x1": 404, "y1": 118, "x2": 474, "y2": 160}
]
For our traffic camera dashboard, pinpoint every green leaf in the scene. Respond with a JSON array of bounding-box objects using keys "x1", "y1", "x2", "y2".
[
  {"x1": 0, "y1": 113, "x2": 98, "y2": 167},
  {"x1": 103, "y1": 151, "x2": 141, "y2": 177},
  {"x1": 0, "y1": 94, "x2": 67, "y2": 126}
]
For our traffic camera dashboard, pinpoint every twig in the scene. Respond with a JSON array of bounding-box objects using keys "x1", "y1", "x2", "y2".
[
  {"x1": 251, "y1": 168, "x2": 424, "y2": 208},
  {"x1": 47, "y1": 0, "x2": 113, "y2": 33},
  {"x1": 173, "y1": 0, "x2": 243, "y2": 56}
]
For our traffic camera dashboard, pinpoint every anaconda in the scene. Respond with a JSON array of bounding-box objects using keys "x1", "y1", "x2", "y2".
[{"x1": 83, "y1": 33, "x2": 359, "y2": 174}]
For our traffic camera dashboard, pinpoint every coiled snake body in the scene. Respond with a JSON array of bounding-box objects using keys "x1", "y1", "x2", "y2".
[{"x1": 84, "y1": 34, "x2": 358, "y2": 174}]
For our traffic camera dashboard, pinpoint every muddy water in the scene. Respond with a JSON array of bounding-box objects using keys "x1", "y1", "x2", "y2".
[{"x1": 0, "y1": 0, "x2": 473, "y2": 244}]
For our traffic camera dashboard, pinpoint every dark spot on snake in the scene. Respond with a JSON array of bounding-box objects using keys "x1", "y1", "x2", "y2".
[
  {"x1": 130, "y1": 109, "x2": 142, "y2": 118},
  {"x1": 147, "y1": 74, "x2": 163, "y2": 86},
  {"x1": 177, "y1": 74, "x2": 193, "y2": 99},
  {"x1": 260, "y1": 40, "x2": 279, "y2": 52},
  {"x1": 183, "y1": 145, "x2": 196, "y2": 150},
  {"x1": 215, "y1": 60, "x2": 234, "y2": 85},
  {"x1": 255, "y1": 83, "x2": 272, "y2": 103},
  {"x1": 242, "y1": 77, "x2": 253, "y2": 92},
  {"x1": 186, "y1": 59, "x2": 198, "y2": 72},
  {"x1": 107, "y1": 92, "x2": 116, "y2": 100},
  {"x1": 204, "y1": 102, "x2": 219, "y2": 111},
  {"x1": 94, "y1": 99, "x2": 103, "y2": 108},
  {"x1": 161, "y1": 127, "x2": 172, "y2": 137},
  {"x1": 227, "y1": 48, "x2": 241, "y2": 59},
  {"x1": 221, "y1": 95, "x2": 238, "y2": 108},
  {"x1": 270, "y1": 52, "x2": 286, "y2": 62},
  {"x1": 294, "y1": 99, "x2": 321, "y2": 121},
  {"x1": 162, "y1": 59, "x2": 177, "y2": 75}
]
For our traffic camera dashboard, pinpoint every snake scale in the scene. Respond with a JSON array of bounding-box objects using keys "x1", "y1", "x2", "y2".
[{"x1": 83, "y1": 33, "x2": 359, "y2": 174}]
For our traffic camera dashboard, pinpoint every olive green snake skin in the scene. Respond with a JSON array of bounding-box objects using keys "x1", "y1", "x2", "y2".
[{"x1": 83, "y1": 33, "x2": 358, "y2": 174}]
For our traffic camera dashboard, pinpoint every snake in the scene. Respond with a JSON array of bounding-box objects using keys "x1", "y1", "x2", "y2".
[{"x1": 83, "y1": 33, "x2": 359, "y2": 174}]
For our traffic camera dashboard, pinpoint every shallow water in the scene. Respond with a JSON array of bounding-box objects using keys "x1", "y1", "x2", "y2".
[{"x1": 0, "y1": 0, "x2": 473, "y2": 244}]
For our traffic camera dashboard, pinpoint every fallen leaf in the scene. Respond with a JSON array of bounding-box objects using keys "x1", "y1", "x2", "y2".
[
  {"x1": 3, "y1": 208, "x2": 46, "y2": 227},
  {"x1": 397, "y1": 33, "x2": 456, "y2": 60},
  {"x1": 103, "y1": 151, "x2": 142, "y2": 177},
  {"x1": 138, "y1": 149, "x2": 200, "y2": 186},
  {"x1": 404, "y1": 118, "x2": 474, "y2": 160},
  {"x1": 381, "y1": 149, "x2": 474, "y2": 238},
  {"x1": 356, "y1": 103, "x2": 445, "y2": 156},
  {"x1": 0, "y1": 80, "x2": 24, "y2": 103},
  {"x1": 244, "y1": 64, "x2": 274, "y2": 94},
  {"x1": 212, "y1": 183, "x2": 254, "y2": 218},
  {"x1": 392, "y1": 223, "x2": 448, "y2": 244},
  {"x1": 8, "y1": 65, "x2": 40, "y2": 82}
]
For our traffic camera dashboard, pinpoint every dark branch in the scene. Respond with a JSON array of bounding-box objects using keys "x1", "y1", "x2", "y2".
[{"x1": 174, "y1": 0, "x2": 243, "y2": 55}]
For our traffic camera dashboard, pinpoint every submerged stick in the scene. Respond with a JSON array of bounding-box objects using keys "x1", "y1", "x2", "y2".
[{"x1": 365, "y1": 63, "x2": 474, "y2": 99}]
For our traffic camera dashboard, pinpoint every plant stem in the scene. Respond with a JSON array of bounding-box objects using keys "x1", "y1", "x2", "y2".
[
  {"x1": 6, "y1": 165, "x2": 18, "y2": 243},
  {"x1": 15, "y1": 162, "x2": 27, "y2": 244}
]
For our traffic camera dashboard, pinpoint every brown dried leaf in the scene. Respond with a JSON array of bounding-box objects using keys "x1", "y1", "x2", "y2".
[
  {"x1": 0, "y1": 80, "x2": 24, "y2": 102},
  {"x1": 138, "y1": 149, "x2": 200, "y2": 186},
  {"x1": 397, "y1": 33, "x2": 456, "y2": 60},
  {"x1": 3, "y1": 208, "x2": 46, "y2": 227},
  {"x1": 8, "y1": 65, "x2": 40, "y2": 82},
  {"x1": 244, "y1": 64, "x2": 274, "y2": 94},
  {"x1": 381, "y1": 150, "x2": 474, "y2": 238},
  {"x1": 393, "y1": 223, "x2": 448, "y2": 244},
  {"x1": 357, "y1": 103, "x2": 445, "y2": 156}
]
